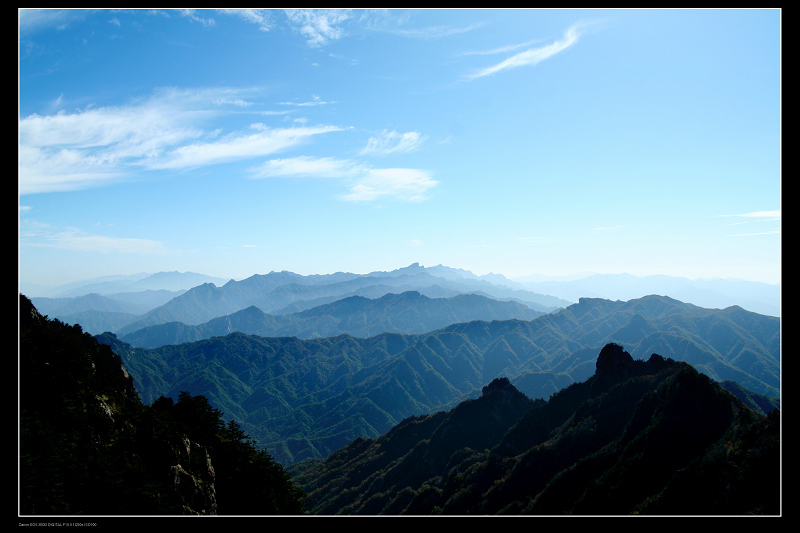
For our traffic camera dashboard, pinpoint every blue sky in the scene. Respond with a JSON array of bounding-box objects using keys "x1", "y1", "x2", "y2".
[{"x1": 19, "y1": 9, "x2": 781, "y2": 289}]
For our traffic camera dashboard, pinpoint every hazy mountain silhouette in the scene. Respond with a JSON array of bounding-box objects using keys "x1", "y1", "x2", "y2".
[
  {"x1": 25, "y1": 271, "x2": 228, "y2": 298},
  {"x1": 97, "y1": 294, "x2": 779, "y2": 466},
  {"x1": 119, "y1": 291, "x2": 545, "y2": 348},
  {"x1": 516, "y1": 272, "x2": 780, "y2": 317},
  {"x1": 108, "y1": 265, "x2": 569, "y2": 336}
]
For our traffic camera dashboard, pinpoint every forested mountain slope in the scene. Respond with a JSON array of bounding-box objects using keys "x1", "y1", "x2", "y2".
[
  {"x1": 291, "y1": 344, "x2": 780, "y2": 515},
  {"x1": 19, "y1": 295, "x2": 305, "y2": 515},
  {"x1": 97, "y1": 294, "x2": 779, "y2": 466}
]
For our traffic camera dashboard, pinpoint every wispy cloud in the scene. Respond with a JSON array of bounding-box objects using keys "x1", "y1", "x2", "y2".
[
  {"x1": 18, "y1": 87, "x2": 343, "y2": 193},
  {"x1": 360, "y1": 130, "x2": 426, "y2": 156},
  {"x1": 718, "y1": 210, "x2": 780, "y2": 236},
  {"x1": 388, "y1": 22, "x2": 484, "y2": 39},
  {"x1": 179, "y1": 9, "x2": 216, "y2": 28},
  {"x1": 278, "y1": 95, "x2": 336, "y2": 107},
  {"x1": 460, "y1": 38, "x2": 547, "y2": 57},
  {"x1": 466, "y1": 23, "x2": 585, "y2": 80},
  {"x1": 593, "y1": 225, "x2": 625, "y2": 231},
  {"x1": 283, "y1": 9, "x2": 351, "y2": 47},
  {"x1": 728, "y1": 230, "x2": 780, "y2": 237},
  {"x1": 249, "y1": 155, "x2": 437, "y2": 202},
  {"x1": 149, "y1": 123, "x2": 343, "y2": 170},
  {"x1": 250, "y1": 155, "x2": 362, "y2": 179},
  {"x1": 726, "y1": 210, "x2": 780, "y2": 220},
  {"x1": 217, "y1": 8, "x2": 273, "y2": 32},
  {"x1": 20, "y1": 222, "x2": 173, "y2": 255},
  {"x1": 342, "y1": 168, "x2": 437, "y2": 202},
  {"x1": 18, "y1": 8, "x2": 87, "y2": 35}
]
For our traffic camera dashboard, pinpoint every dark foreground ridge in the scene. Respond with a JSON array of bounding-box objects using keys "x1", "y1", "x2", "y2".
[
  {"x1": 291, "y1": 343, "x2": 780, "y2": 515},
  {"x1": 19, "y1": 294, "x2": 780, "y2": 516},
  {"x1": 19, "y1": 295, "x2": 306, "y2": 515}
]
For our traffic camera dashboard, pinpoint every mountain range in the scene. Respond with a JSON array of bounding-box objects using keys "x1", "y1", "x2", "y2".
[
  {"x1": 27, "y1": 265, "x2": 780, "y2": 348},
  {"x1": 291, "y1": 344, "x2": 779, "y2": 515},
  {"x1": 515, "y1": 272, "x2": 780, "y2": 317},
  {"x1": 95, "y1": 293, "x2": 779, "y2": 467},
  {"x1": 21, "y1": 270, "x2": 229, "y2": 298},
  {"x1": 29, "y1": 265, "x2": 570, "y2": 337},
  {"x1": 117, "y1": 291, "x2": 545, "y2": 349},
  {"x1": 19, "y1": 293, "x2": 781, "y2": 515}
]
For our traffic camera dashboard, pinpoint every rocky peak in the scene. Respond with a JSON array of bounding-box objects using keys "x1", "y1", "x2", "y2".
[
  {"x1": 595, "y1": 343, "x2": 634, "y2": 375},
  {"x1": 482, "y1": 376, "x2": 514, "y2": 396}
]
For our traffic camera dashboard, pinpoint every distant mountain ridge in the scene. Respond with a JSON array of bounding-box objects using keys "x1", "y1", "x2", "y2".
[
  {"x1": 516, "y1": 272, "x2": 780, "y2": 317},
  {"x1": 96, "y1": 294, "x2": 779, "y2": 466},
  {"x1": 28, "y1": 265, "x2": 779, "y2": 342},
  {"x1": 114, "y1": 267, "x2": 568, "y2": 336},
  {"x1": 24, "y1": 270, "x2": 229, "y2": 298},
  {"x1": 31, "y1": 265, "x2": 567, "y2": 336},
  {"x1": 118, "y1": 291, "x2": 545, "y2": 348},
  {"x1": 30, "y1": 290, "x2": 188, "y2": 335}
]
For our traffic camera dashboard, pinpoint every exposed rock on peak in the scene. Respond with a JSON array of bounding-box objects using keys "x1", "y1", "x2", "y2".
[
  {"x1": 595, "y1": 342, "x2": 634, "y2": 375},
  {"x1": 482, "y1": 376, "x2": 514, "y2": 396}
]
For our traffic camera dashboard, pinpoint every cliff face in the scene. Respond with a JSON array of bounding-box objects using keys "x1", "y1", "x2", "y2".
[
  {"x1": 19, "y1": 295, "x2": 304, "y2": 515},
  {"x1": 20, "y1": 294, "x2": 213, "y2": 514}
]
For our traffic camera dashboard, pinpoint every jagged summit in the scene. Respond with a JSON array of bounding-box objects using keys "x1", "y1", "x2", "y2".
[
  {"x1": 293, "y1": 341, "x2": 779, "y2": 515},
  {"x1": 595, "y1": 342, "x2": 634, "y2": 375},
  {"x1": 482, "y1": 376, "x2": 515, "y2": 396}
]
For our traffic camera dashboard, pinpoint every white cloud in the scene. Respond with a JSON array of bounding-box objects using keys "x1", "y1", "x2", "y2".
[
  {"x1": 18, "y1": 87, "x2": 343, "y2": 193},
  {"x1": 278, "y1": 95, "x2": 335, "y2": 107},
  {"x1": 18, "y1": 8, "x2": 86, "y2": 35},
  {"x1": 250, "y1": 155, "x2": 437, "y2": 202},
  {"x1": 19, "y1": 92, "x2": 207, "y2": 193},
  {"x1": 283, "y1": 9, "x2": 351, "y2": 47},
  {"x1": 728, "y1": 230, "x2": 780, "y2": 237},
  {"x1": 593, "y1": 225, "x2": 625, "y2": 231},
  {"x1": 718, "y1": 210, "x2": 780, "y2": 236},
  {"x1": 460, "y1": 38, "x2": 546, "y2": 57},
  {"x1": 466, "y1": 23, "x2": 583, "y2": 80},
  {"x1": 731, "y1": 210, "x2": 780, "y2": 219},
  {"x1": 389, "y1": 22, "x2": 484, "y2": 39},
  {"x1": 217, "y1": 8, "x2": 273, "y2": 32},
  {"x1": 150, "y1": 124, "x2": 343, "y2": 170},
  {"x1": 341, "y1": 167, "x2": 437, "y2": 202},
  {"x1": 360, "y1": 130, "x2": 426, "y2": 156},
  {"x1": 250, "y1": 155, "x2": 362, "y2": 179},
  {"x1": 20, "y1": 223, "x2": 173, "y2": 255},
  {"x1": 213, "y1": 97, "x2": 252, "y2": 107},
  {"x1": 19, "y1": 144, "x2": 126, "y2": 194},
  {"x1": 179, "y1": 9, "x2": 216, "y2": 28}
]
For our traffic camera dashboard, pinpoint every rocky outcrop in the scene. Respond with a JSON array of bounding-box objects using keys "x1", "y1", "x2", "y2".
[
  {"x1": 595, "y1": 342, "x2": 634, "y2": 375},
  {"x1": 170, "y1": 438, "x2": 217, "y2": 515},
  {"x1": 482, "y1": 376, "x2": 514, "y2": 396}
]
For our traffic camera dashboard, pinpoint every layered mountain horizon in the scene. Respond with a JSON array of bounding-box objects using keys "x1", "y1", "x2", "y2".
[
  {"x1": 27, "y1": 264, "x2": 779, "y2": 342},
  {"x1": 19, "y1": 289, "x2": 781, "y2": 515},
  {"x1": 92, "y1": 291, "x2": 779, "y2": 467},
  {"x1": 116, "y1": 291, "x2": 547, "y2": 349}
]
